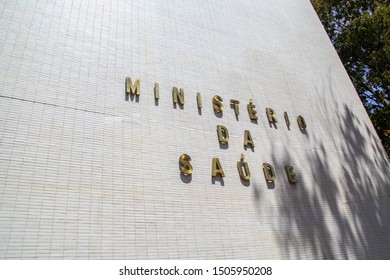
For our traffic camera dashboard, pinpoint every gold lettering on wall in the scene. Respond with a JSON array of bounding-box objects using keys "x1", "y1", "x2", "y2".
[
  {"x1": 212, "y1": 157, "x2": 225, "y2": 177},
  {"x1": 284, "y1": 112, "x2": 290, "y2": 128},
  {"x1": 247, "y1": 99, "x2": 258, "y2": 120},
  {"x1": 154, "y1": 82, "x2": 159, "y2": 99},
  {"x1": 179, "y1": 154, "x2": 193, "y2": 175},
  {"x1": 213, "y1": 95, "x2": 224, "y2": 112},
  {"x1": 285, "y1": 165, "x2": 297, "y2": 183},
  {"x1": 237, "y1": 154, "x2": 251, "y2": 181},
  {"x1": 297, "y1": 115, "x2": 307, "y2": 130},
  {"x1": 244, "y1": 130, "x2": 255, "y2": 148},
  {"x1": 263, "y1": 163, "x2": 276, "y2": 182},
  {"x1": 230, "y1": 99, "x2": 240, "y2": 116},
  {"x1": 266, "y1": 108, "x2": 278, "y2": 123},
  {"x1": 217, "y1": 125, "x2": 229, "y2": 144},
  {"x1": 197, "y1": 92, "x2": 202, "y2": 108},
  {"x1": 125, "y1": 77, "x2": 140, "y2": 97},
  {"x1": 172, "y1": 87, "x2": 185, "y2": 106},
  {"x1": 125, "y1": 76, "x2": 307, "y2": 185}
]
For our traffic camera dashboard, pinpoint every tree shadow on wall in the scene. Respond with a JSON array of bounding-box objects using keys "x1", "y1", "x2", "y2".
[{"x1": 263, "y1": 74, "x2": 390, "y2": 259}]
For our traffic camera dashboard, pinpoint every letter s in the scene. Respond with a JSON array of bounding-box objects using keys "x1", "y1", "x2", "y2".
[{"x1": 179, "y1": 154, "x2": 193, "y2": 175}]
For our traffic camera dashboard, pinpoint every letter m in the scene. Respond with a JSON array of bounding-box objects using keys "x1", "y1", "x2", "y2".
[{"x1": 125, "y1": 77, "x2": 140, "y2": 99}]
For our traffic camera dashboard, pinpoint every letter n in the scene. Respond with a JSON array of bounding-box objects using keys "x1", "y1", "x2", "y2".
[{"x1": 172, "y1": 87, "x2": 184, "y2": 107}]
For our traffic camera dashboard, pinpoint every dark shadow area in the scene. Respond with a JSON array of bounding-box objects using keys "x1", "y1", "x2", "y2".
[
  {"x1": 250, "y1": 119, "x2": 258, "y2": 124},
  {"x1": 219, "y1": 142, "x2": 229, "y2": 149},
  {"x1": 214, "y1": 110, "x2": 223, "y2": 118},
  {"x1": 265, "y1": 181, "x2": 275, "y2": 189},
  {"x1": 230, "y1": 103, "x2": 239, "y2": 121},
  {"x1": 173, "y1": 103, "x2": 184, "y2": 109},
  {"x1": 264, "y1": 74, "x2": 390, "y2": 259},
  {"x1": 212, "y1": 176, "x2": 225, "y2": 186},
  {"x1": 268, "y1": 122, "x2": 278, "y2": 129},
  {"x1": 198, "y1": 107, "x2": 202, "y2": 115},
  {"x1": 288, "y1": 182, "x2": 298, "y2": 191},
  {"x1": 240, "y1": 177, "x2": 250, "y2": 187},
  {"x1": 253, "y1": 184, "x2": 261, "y2": 201},
  {"x1": 180, "y1": 173, "x2": 192, "y2": 184},
  {"x1": 244, "y1": 145, "x2": 255, "y2": 152},
  {"x1": 155, "y1": 99, "x2": 159, "y2": 106},
  {"x1": 125, "y1": 94, "x2": 139, "y2": 102},
  {"x1": 299, "y1": 127, "x2": 307, "y2": 135}
]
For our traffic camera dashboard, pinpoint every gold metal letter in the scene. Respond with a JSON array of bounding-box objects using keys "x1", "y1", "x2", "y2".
[
  {"x1": 179, "y1": 154, "x2": 193, "y2": 175},
  {"x1": 266, "y1": 108, "x2": 278, "y2": 123},
  {"x1": 244, "y1": 130, "x2": 255, "y2": 148},
  {"x1": 172, "y1": 87, "x2": 184, "y2": 106},
  {"x1": 213, "y1": 95, "x2": 224, "y2": 112},
  {"x1": 125, "y1": 77, "x2": 140, "y2": 97},
  {"x1": 297, "y1": 115, "x2": 307, "y2": 129},
  {"x1": 217, "y1": 125, "x2": 229, "y2": 144},
  {"x1": 247, "y1": 99, "x2": 258, "y2": 120},
  {"x1": 197, "y1": 92, "x2": 202, "y2": 108},
  {"x1": 237, "y1": 154, "x2": 251, "y2": 181},
  {"x1": 285, "y1": 165, "x2": 297, "y2": 184},
  {"x1": 284, "y1": 112, "x2": 290, "y2": 127},
  {"x1": 263, "y1": 163, "x2": 276, "y2": 182},
  {"x1": 212, "y1": 158, "x2": 225, "y2": 177},
  {"x1": 154, "y1": 82, "x2": 159, "y2": 99},
  {"x1": 230, "y1": 99, "x2": 240, "y2": 116}
]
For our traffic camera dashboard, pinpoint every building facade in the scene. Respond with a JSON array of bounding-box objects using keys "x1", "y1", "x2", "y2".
[{"x1": 1, "y1": 0, "x2": 390, "y2": 259}]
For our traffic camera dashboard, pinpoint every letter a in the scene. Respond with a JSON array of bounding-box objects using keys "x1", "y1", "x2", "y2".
[{"x1": 212, "y1": 158, "x2": 225, "y2": 177}]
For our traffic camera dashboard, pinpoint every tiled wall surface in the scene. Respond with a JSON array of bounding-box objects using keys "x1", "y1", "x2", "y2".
[{"x1": 1, "y1": 0, "x2": 390, "y2": 259}]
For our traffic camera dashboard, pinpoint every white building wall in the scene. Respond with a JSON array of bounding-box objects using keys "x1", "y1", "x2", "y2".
[{"x1": 0, "y1": 0, "x2": 389, "y2": 259}]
